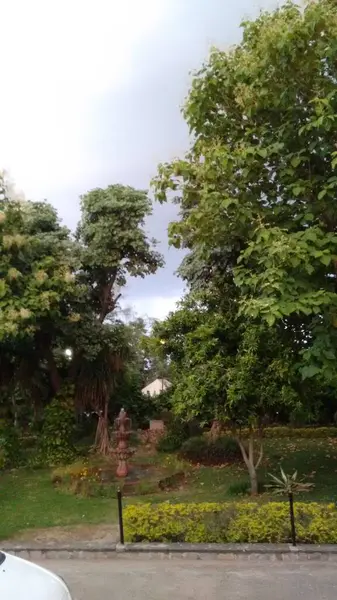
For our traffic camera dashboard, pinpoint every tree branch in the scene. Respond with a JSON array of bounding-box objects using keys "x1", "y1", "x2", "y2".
[
  {"x1": 255, "y1": 442, "x2": 264, "y2": 469},
  {"x1": 98, "y1": 271, "x2": 120, "y2": 323},
  {"x1": 235, "y1": 436, "x2": 250, "y2": 469}
]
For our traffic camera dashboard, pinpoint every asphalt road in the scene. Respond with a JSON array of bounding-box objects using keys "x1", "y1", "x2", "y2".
[{"x1": 40, "y1": 558, "x2": 337, "y2": 600}]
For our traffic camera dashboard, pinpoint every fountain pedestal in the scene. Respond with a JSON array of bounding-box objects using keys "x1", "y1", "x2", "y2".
[{"x1": 113, "y1": 408, "x2": 134, "y2": 478}]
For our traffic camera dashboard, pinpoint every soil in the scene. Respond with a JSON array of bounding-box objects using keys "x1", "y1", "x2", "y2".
[{"x1": 2, "y1": 523, "x2": 119, "y2": 547}]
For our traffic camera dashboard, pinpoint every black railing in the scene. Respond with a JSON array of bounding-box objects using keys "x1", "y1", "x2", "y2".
[{"x1": 117, "y1": 487, "x2": 124, "y2": 545}]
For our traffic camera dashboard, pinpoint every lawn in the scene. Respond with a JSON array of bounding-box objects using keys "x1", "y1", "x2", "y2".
[{"x1": 1, "y1": 435, "x2": 337, "y2": 540}]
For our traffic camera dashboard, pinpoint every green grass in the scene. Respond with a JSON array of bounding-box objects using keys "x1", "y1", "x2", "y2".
[
  {"x1": 1, "y1": 436, "x2": 337, "y2": 540},
  {"x1": 0, "y1": 469, "x2": 117, "y2": 540}
]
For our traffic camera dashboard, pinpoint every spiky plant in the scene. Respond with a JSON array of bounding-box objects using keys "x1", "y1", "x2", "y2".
[
  {"x1": 267, "y1": 468, "x2": 314, "y2": 495},
  {"x1": 267, "y1": 468, "x2": 314, "y2": 546}
]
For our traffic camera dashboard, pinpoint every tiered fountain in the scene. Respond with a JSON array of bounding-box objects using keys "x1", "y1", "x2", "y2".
[{"x1": 113, "y1": 408, "x2": 134, "y2": 477}]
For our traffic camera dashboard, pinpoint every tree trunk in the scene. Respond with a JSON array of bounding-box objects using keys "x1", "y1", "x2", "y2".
[
  {"x1": 44, "y1": 347, "x2": 62, "y2": 394},
  {"x1": 235, "y1": 430, "x2": 263, "y2": 496},
  {"x1": 248, "y1": 464, "x2": 258, "y2": 495},
  {"x1": 11, "y1": 394, "x2": 18, "y2": 428},
  {"x1": 94, "y1": 397, "x2": 111, "y2": 455}
]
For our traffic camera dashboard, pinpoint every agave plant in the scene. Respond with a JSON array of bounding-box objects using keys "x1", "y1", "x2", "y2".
[
  {"x1": 267, "y1": 468, "x2": 314, "y2": 495},
  {"x1": 267, "y1": 468, "x2": 314, "y2": 546}
]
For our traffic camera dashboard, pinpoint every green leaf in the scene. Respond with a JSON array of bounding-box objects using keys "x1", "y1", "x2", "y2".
[
  {"x1": 320, "y1": 254, "x2": 331, "y2": 266},
  {"x1": 318, "y1": 189, "x2": 327, "y2": 200},
  {"x1": 301, "y1": 365, "x2": 321, "y2": 380},
  {"x1": 266, "y1": 314, "x2": 276, "y2": 327},
  {"x1": 291, "y1": 156, "x2": 301, "y2": 168},
  {"x1": 293, "y1": 186, "x2": 303, "y2": 197}
]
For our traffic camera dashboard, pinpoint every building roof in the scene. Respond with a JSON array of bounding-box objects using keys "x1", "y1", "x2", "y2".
[{"x1": 141, "y1": 378, "x2": 172, "y2": 397}]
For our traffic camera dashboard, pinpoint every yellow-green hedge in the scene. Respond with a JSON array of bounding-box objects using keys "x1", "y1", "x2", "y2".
[
  {"x1": 124, "y1": 502, "x2": 337, "y2": 544},
  {"x1": 263, "y1": 427, "x2": 337, "y2": 439}
]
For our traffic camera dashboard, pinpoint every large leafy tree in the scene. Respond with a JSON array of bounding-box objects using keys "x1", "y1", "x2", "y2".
[
  {"x1": 152, "y1": 0, "x2": 337, "y2": 490},
  {"x1": 155, "y1": 295, "x2": 299, "y2": 494},
  {"x1": 153, "y1": 0, "x2": 337, "y2": 383},
  {"x1": 0, "y1": 180, "x2": 162, "y2": 452}
]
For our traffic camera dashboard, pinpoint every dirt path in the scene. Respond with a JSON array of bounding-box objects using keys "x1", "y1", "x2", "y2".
[{"x1": 2, "y1": 523, "x2": 118, "y2": 547}]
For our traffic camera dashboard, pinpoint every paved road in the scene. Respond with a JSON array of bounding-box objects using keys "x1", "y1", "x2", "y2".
[{"x1": 39, "y1": 559, "x2": 337, "y2": 600}]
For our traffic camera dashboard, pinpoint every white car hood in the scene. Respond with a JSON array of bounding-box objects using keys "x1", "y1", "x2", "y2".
[{"x1": 0, "y1": 552, "x2": 71, "y2": 600}]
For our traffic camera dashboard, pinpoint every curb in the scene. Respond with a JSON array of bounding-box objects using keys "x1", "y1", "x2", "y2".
[{"x1": 2, "y1": 542, "x2": 337, "y2": 560}]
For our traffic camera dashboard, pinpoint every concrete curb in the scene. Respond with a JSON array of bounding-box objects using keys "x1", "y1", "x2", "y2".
[{"x1": 3, "y1": 542, "x2": 337, "y2": 560}]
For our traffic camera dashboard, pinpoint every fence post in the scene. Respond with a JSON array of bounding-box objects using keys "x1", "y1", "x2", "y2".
[
  {"x1": 288, "y1": 492, "x2": 296, "y2": 546},
  {"x1": 117, "y1": 487, "x2": 124, "y2": 545}
]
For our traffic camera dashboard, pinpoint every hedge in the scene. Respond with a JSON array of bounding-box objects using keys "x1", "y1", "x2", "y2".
[
  {"x1": 263, "y1": 427, "x2": 337, "y2": 439},
  {"x1": 179, "y1": 436, "x2": 241, "y2": 465},
  {"x1": 219, "y1": 427, "x2": 337, "y2": 439},
  {"x1": 124, "y1": 501, "x2": 337, "y2": 544}
]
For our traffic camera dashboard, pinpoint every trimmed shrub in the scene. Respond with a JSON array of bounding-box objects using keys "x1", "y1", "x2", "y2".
[
  {"x1": 0, "y1": 420, "x2": 22, "y2": 469},
  {"x1": 124, "y1": 501, "x2": 337, "y2": 544},
  {"x1": 227, "y1": 426, "x2": 337, "y2": 439},
  {"x1": 263, "y1": 426, "x2": 337, "y2": 438},
  {"x1": 180, "y1": 435, "x2": 241, "y2": 465}
]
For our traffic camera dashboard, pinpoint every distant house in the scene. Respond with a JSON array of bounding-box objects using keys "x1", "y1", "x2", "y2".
[{"x1": 141, "y1": 378, "x2": 172, "y2": 397}]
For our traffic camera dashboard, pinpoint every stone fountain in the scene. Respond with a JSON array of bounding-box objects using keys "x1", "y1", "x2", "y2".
[{"x1": 113, "y1": 408, "x2": 134, "y2": 477}]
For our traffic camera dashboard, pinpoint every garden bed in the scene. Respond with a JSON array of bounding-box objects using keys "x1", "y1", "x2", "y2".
[{"x1": 124, "y1": 501, "x2": 337, "y2": 544}]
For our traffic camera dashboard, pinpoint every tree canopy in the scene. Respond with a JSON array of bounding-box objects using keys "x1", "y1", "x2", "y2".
[
  {"x1": 154, "y1": 0, "x2": 337, "y2": 384},
  {"x1": 0, "y1": 178, "x2": 163, "y2": 451},
  {"x1": 152, "y1": 0, "x2": 337, "y2": 492}
]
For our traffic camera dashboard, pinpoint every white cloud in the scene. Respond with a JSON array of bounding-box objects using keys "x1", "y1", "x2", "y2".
[
  {"x1": 0, "y1": 0, "x2": 169, "y2": 199},
  {"x1": 121, "y1": 294, "x2": 182, "y2": 322}
]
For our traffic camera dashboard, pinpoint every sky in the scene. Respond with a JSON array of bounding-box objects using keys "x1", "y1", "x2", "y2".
[{"x1": 0, "y1": 0, "x2": 279, "y2": 321}]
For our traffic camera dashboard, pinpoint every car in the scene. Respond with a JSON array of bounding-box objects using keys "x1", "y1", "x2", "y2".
[{"x1": 0, "y1": 551, "x2": 72, "y2": 599}]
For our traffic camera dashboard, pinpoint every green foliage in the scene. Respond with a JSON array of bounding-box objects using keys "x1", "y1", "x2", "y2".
[
  {"x1": 156, "y1": 419, "x2": 190, "y2": 453},
  {"x1": 267, "y1": 468, "x2": 314, "y2": 495},
  {"x1": 262, "y1": 426, "x2": 337, "y2": 439},
  {"x1": 0, "y1": 180, "x2": 163, "y2": 455},
  {"x1": 0, "y1": 196, "x2": 79, "y2": 344},
  {"x1": 37, "y1": 392, "x2": 76, "y2": 467},
  {"x1": 153, "y1": 0, "x2": 337, "y2": 404},
  {"x1": 0, "y1": 420, "x2": 22, "y2": 469},
  {"x1": 76, "y1": 185, "x2": 162, "y2": 298},
  {"x1": 180, "y1": 435, "x2": 240, "y2": 465},
  {"x1": 227, "y1": 480, "x2": 251, "y2": 497},
  {"x1": 124, "y1": 501, "x2": 337, "y2": 544},
  {"x1": 156, "y1": 432, "x2": 185, "y2": 453},
  {"x1": 51, "y1": 460, "x2": 117, "y2": 498}
]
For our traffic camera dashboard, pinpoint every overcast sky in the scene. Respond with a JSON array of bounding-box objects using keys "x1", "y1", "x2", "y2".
[{"x1": 1, "y1": 0, "x2": 279, "y2": 321}]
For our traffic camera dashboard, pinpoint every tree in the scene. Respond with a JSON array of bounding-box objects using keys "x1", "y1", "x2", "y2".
[
  {"x1": 152, "y1": 0, "x2": 337, "y2": 490},
  {"x1": 153, "y1": 0, "x2": 337, "y2": 384},
  {"x1": 0, "y1": 182, "x2": 163, "y2": 452},
  {"x1": 156, "y1": 296, "x2": 298, "y2": 494}
]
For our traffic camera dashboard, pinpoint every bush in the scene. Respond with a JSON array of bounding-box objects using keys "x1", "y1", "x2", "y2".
[
  {"x1": 37, "y1": 391, "x2": 77, "y2": 467},
  {"x1": 156, "y1": 418, "x2": 192, "y2": 453},
  {"x1": 263, "y1": 426, "x2": 337, "y2": 438},
  {"x1": 124, "y1": 501, "x2": 337, "y2": 544},
  {"x1": 227, "y1": 480, "x2": 251, "y2": 497},
  {"x1": 227, "y1": 480, "x2": 266, "y2": 497},
  {"x1": 51, "y1": 460, "x2": 117, "y2": 498},
  {"x1": 180, "y1": 435, "x2": 241, "y2": 465},
  {"x1": 227, "y1": 426, "x2": 337, "y2": 439},
  {"x1": 157, "y1": 432, "x2": 184, "y2": 453},
  {"x1": 0, "y1": 421, "x2": 22, "y2": 469}
]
